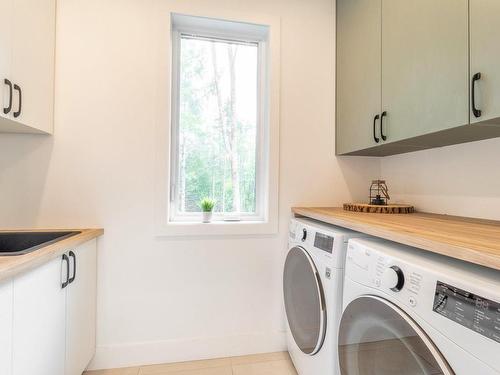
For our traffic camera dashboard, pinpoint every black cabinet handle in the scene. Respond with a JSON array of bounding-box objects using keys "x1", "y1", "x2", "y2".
[
  {"x1": 13, "y1": 84, "x2": 21, "y2": 118},
  {"x1": 3, "y1": 79, "x2": 12, "y2": 114},
  {"x1": 373, "y1": 114, "x2": 380, "y2": 143},
  {"x1": 472, "y1": 72, "x2": 482, "y2": 118},
  {"x1": 68, "y1": 251, "x2": 76, "y2": 284},
  {"x1": 62, "y1": 254, "x2": 70, "y2": 289},
  {"x1": 380, "y1": 111, "x2": 387, "y2": 141}
]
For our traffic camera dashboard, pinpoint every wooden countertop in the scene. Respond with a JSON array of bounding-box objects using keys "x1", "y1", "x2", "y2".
[
  {"x1": 292, "y1": 207, "x2": 500, "y2": 271},
  {"x1": 0, "y1": 228, "x2": 104, "y2": 282}
]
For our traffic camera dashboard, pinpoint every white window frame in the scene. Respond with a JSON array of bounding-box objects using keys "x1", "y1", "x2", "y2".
[
  {"x1": 154, "y1": 10, "x2": 280, "y2": 237},
  {"x1": 170, "y1": 17, "x2": 267, "y2": 223}
]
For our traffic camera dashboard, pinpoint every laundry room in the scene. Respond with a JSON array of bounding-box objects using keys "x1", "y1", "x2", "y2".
[{"x1": 0, "y1": 0, "x2": 499, "y2": 374}]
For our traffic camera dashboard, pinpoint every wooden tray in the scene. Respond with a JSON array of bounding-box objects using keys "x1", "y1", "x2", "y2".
[{"x1": 343, "y1": 203, "x2": 415, "y2": 214}]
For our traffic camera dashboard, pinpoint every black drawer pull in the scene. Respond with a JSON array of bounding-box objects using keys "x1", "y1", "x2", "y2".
[
  {"x1": 373, "y1": 114, "x2": 380, "y2": 143},
  {"x1": 68, "y1": 251, "x2": 76, "y2": 284},
  {"x1": 62, "y1": 254, "x2": 70, "y2": 289},
  {"x1": 3, "y1": 79, "x2": 12, "y2": 114},
  {"x1": 380, "y1": 111, "x2": 387, "y2": 141},
  {"x1": 472, "y1": 72, "x2": 482, "y2": 118},
  {"x1": 13, "y1": 84, "x2": 21, "y2": 118}
]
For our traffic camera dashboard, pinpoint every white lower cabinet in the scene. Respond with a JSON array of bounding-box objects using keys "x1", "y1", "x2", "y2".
[
  {"x1": 7, "y1": 239, "x2": 97, "y2": 375},
  {"x1": 65, "y1": 240, "x2": 97, "y2": 375},
  {"x1": 12, "y1": 257, "x2": 66, "y2": 375},
  {"x1": 0, "y1": 279, "x2": 13, "y2": 375}
]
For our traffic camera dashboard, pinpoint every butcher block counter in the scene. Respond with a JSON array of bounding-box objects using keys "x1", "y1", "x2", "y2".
[
  {"x1": 0, "y1": 228, "x2": 103, "y2": 282},
  {"x1": 292, "y1": 207, "x2": 500, "y2": 271}
]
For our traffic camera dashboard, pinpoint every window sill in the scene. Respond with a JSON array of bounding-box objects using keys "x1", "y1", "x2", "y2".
[{"x1": 156, "y1": 220, "x2": 278, "y2": 237}]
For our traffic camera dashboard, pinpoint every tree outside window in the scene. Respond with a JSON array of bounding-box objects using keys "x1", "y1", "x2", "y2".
[{"x1": 176, "y1": 36, "x2": 259, "y2": 216}]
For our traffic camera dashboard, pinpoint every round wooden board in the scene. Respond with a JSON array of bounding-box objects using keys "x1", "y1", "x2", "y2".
[{"x1": 343, "y1": 203, "x2": 415, "y2": 214}]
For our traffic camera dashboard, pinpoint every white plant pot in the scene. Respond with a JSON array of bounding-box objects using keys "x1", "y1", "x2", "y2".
[{"x1": 202, "y1": 211, "x2": 213, "y2": 223}]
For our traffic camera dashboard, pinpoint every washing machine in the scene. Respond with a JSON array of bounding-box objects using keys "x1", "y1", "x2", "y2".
[
  {"x1": 339, "y1": 237, "x2": 500, "y2": 375},
  {"x1": 283, "y1": 218, "x2": 367, "y2": 375}
]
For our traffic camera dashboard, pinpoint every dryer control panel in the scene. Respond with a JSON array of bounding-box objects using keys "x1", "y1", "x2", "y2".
[
  {"x1": 433, "y1": 281, "x2": 500, "y2": 344},
  {"x1": 313, "y1": 232, "x2": 334, "y2": 254}
]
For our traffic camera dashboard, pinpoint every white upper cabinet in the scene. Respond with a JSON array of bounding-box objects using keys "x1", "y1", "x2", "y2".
[
  {"x1": 381, "y1": 0, "x2": 469, "y2": 144},
  {"x1": 0, "y1": 0, "x2": 56, "y2": 134},
  {"x1": 470, "y1": 0, "x2": 500, "y2": 125},
  {"x1": 0, "y1": 0, "x2": 13, "y2": 125},
  {"x1": 0, "y1": 279, "x2": 13, "y2": 375},
  {"x1": 65, "y1": 240, "x2": 98, "y2": 375},
  {"x1": 336, "y1": 0, "x2": 382, "y2": 155}
]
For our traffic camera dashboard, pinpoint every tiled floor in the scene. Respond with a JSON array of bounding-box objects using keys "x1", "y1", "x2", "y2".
[{"x1": 85, "y1": 352, "x2": 298, "y2": 375}]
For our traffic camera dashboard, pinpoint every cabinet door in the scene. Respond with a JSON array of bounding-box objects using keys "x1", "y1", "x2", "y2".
[
  {"x1": 336, "y1": 0, "x2": 382, "y2": 154},
  {"x1": 0, "y1": 0, "x2": 13, "y2": 123},
  {"x1": 12, "y1": 257, "x2": 66, "y2": 375},
  {"x1": 66, "y1": 240, "x2": 98, "y2": 375},
  {"x1": 0, "y1": 279, "x2": 13, "y2": 375},
  {"x1": 470, "y1": 0, "x2": 500, "y2": 125},
  {"x1": 381, "y1": 0, "x2": 469, "y2": 143},
  {"x1": 10, "y1": 0, "x2": 56, "y2": 133}
]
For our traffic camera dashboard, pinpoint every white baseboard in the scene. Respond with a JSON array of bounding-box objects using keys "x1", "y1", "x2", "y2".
[{"x1": 88, "y1": 331, "x2": 287, "y2": 370}]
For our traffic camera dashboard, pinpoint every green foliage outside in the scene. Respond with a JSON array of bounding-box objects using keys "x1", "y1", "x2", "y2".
[{"x1": 177, "y1": 37, "x2": 258, "y2": 214}]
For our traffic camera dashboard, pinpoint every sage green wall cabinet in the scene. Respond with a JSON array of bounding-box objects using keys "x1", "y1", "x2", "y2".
[
  {"x1": 336, "y1": 0, "x2": 382, "y2": 155},
  {"x1": 336, "y1": 0, "x2": 500, "y2": 156},
  {"x1": 381, "y1": 0, "x2": 469, "y2": 145},
  {"x1": 470, "y1": 0, "x2": 500, "y2": 125}
]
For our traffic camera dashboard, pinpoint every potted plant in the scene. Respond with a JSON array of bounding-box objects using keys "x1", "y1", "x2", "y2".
[{"x1": 200, "y1": 197, "x2": 216, "y2": 223}]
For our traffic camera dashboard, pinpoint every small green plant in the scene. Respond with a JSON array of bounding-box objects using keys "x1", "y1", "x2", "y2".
[{"x1": 200, "y1": 197, "x2": 216, "y2": 212}]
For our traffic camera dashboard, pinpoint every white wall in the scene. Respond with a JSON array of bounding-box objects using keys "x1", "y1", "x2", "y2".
[
  {"x1": 381, "y1": 138, "x2": 500, "y2": 220},
  {"x1": 0, "y1": 0, "x2": 379, "y2": 370}
]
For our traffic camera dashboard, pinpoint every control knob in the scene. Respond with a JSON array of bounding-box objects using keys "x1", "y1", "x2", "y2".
[{"x1": 381, "y1": 265, "x2": 405, "y2": 292}]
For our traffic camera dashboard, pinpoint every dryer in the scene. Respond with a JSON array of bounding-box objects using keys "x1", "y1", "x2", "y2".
[
  {"x1": 339, "y1": 237, "x2": 500, "y2": 375},
  {"x1": 284, "y1": 218, "x2": 367, "y2": 375}
]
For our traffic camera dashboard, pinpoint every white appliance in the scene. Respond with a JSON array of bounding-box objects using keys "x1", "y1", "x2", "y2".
[
  {"x1": 284, "y1": 218, "x2": 367, "y2": 375},
  {"x1": 339, "y1": 237, "x2": 500, "y2": 375}
]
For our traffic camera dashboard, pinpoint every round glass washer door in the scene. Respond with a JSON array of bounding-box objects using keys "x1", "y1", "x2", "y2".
[
  {"x1": 283, "y1": 246, "x2": 326, "y2": 355},
  {"x1": 338, "y1": 295, "x2": 454, "y2": 375}
]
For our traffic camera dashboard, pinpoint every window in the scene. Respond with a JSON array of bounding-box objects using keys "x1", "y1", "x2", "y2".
[{"x1": 170, "y1": 14, "x2": 270, "y2": 223}]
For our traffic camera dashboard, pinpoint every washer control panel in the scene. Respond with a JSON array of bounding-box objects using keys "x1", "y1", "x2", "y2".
[
  {"x1": 433, "y1": 281, "x2": 500, "y2": 344},
  {"x1": 347, "y1": 240, "x2": 427, "y2": 310}
]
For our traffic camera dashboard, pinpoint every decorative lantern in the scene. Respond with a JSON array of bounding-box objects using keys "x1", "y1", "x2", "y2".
[
  {"x1": 369, "y1": 180, "x2": 390, "y2": 206},
  {"x1": 343, "y1": 180, "x2": 414, "y2": 214}
]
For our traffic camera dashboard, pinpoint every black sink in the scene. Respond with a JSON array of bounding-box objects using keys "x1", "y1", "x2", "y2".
[{"x1": 0, "y1": 231, "x2": 81, "y2": 256}]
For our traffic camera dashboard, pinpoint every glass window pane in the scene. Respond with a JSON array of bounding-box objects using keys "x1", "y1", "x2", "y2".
[{"x1": 177, "y1": 36, "x2": 258, "y2": 215}]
